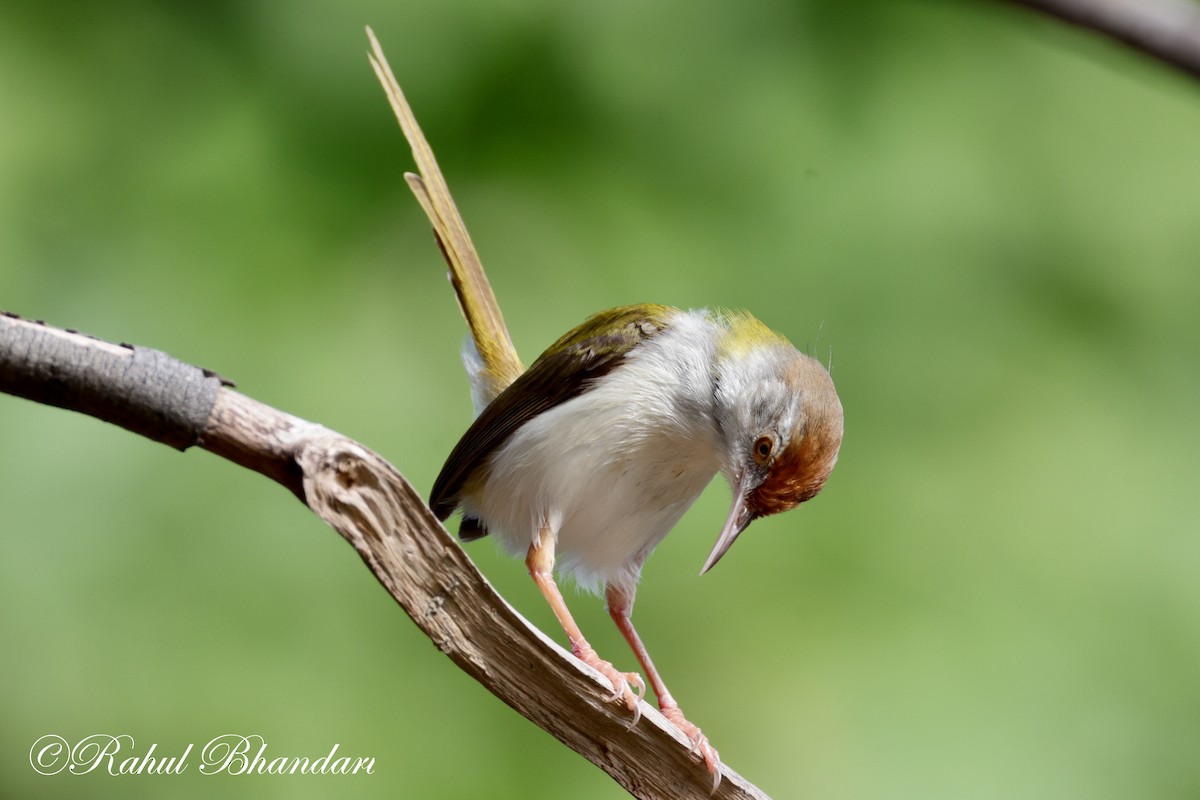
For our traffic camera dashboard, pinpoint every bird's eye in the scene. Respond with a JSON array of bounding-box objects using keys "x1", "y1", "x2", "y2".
[{"x1": 753, "y1": 435, "x2": 774, "y2": 465}]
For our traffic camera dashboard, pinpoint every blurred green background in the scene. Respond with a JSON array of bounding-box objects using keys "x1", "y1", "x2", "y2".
[{"x1": 2, "y1": 1, "x2": 1199, "y2": 798}]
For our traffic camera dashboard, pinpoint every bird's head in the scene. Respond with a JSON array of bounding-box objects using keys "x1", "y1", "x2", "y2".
[{"x1": 703, "y1": 317, "x2": 844, "y2": 573}]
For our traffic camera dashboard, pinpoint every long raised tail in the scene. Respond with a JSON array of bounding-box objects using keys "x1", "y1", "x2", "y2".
[{"x1": 367, "y1": 27, "x2": 524, "y2": 409}]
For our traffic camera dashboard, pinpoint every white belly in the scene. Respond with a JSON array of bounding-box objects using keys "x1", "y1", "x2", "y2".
[{"x1": 459, "y1": 312, "x2": 723, "y2": 592}]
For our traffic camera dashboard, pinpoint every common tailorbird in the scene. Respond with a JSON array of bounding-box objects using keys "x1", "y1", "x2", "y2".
[{"x1": 429, "y1": 303, "x2": 844, "y2": 781}]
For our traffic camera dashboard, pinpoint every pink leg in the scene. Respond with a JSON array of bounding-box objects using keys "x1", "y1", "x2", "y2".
[
  {"x1": 526, "y1": 532, "x2": 645, "y2": 716},
  {"x1": 606, "y1": 583, "x2": 721, "y2": 787}
]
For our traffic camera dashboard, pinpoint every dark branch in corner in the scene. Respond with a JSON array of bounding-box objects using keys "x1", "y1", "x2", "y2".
[
  {"x1": 0, "y1": 313, "x2": 771, "y2": 800},
  {"x1": 999, "y1": 0, "x2": 1200, "y2": 81}
]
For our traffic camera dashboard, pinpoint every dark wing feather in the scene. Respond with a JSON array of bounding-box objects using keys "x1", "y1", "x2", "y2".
[{"x1": 429, "y1": 304, "x2": 673, "y2": 524}]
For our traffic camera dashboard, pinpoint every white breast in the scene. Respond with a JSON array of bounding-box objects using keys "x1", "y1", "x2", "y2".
[{"x1": 459, "y1": 310, "x2": 724, "y2": 593}]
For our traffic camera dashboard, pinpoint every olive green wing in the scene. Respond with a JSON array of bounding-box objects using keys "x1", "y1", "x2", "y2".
[{"x1": 429, "y1": 304, "x2": 674, "y2": 527}]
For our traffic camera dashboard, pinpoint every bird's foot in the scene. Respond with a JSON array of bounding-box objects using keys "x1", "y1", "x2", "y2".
[
  {"x1": 661, "y1": 704, "x2": 721, "y2": 791},
  {"x1": 575, "y1": 645, "x2": 645, "y2": 722}
]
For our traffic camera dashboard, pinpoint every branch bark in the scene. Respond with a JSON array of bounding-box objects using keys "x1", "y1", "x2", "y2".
[
  {"x1": 0, "y1": 311, "x2": 770, "y2": 800},
  {"x1": 998, "y1": 0, "x2": 1200, "y2": 81}
]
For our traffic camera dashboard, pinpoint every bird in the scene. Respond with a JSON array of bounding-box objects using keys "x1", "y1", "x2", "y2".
[
  {"x1": 429, "y1": 302, "x2": 844, "y2": 780},
  {"x1": 364, "y1": 28, "x2": 843, "y2": 787}
]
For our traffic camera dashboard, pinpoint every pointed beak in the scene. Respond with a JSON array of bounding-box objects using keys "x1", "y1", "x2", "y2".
[{"x1": 700, "y1": 472, "x2": 757, "y2": 575}]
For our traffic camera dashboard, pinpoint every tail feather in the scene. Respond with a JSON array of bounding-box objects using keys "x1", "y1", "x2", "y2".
[
  {"x1": 368, "y1": 29, "x2": 524, "y2": 400},
  {"x1": 458, "y1": 516, "x2": 489, "y2": 542}
]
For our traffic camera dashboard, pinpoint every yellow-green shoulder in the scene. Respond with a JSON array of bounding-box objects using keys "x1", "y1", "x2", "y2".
[
  {"x1": 538, "y1": 303, "x2": 677, "y2": 358},
  {"x1": 532, "y1": 304, "x2": 791, "y2": 364}
]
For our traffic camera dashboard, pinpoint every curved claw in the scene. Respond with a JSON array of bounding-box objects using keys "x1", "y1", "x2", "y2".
[
  {"x1": 662, "y1": 705, "x2": 722, "y2": 792},
  {"x1": 619, "y1": 671, "x2": 647, "y2": 728},
  {"x1": 585, "y1": 655, "x2": 645, "y2": 723}
]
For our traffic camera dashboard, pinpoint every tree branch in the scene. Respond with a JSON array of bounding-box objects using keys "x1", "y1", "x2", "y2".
[
  {"x1": 998, "y1": 0, "x2": 1200, "y2": 81},
  {"x1": 0, "y1": 312, "x2": 770, "y2": 800}
]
